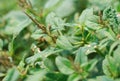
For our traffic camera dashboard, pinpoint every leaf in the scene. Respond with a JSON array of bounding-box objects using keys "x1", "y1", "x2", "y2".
[
  {"x1": 113, "y1": 45, "x2": 120, "y2": 74},
  {"x1": 55, "y1": 0, "x2": 75, "y2": 17},
  {"x1": 46, "y1": 12, "x2": 65, "y2": 31},
  {"x1": 44, "y1": 58, "x2": 56, "y2": 71},
  {"x1": 102, "y1": 56, "x2": 118, "y2": 78},
  {"x1": 45, "y1": 72, "x2": 68, "y2": 81},
  {"x1": 3, "y1": 68, "x2": 20, "y2": 81},
  {"x1": 103, "y1": 31, "x2": 115, "y2": 41},
  {"x1": 109, "y1": 40, "x2": 120, "y2": 55},
  {"x1": 85, "y1": 43, "x2": 96, "y2": 55},
  {"x1": 25, "y1": 69, "x2": 47, "y2": 81},
  {"x1": 88, "y1": 76, "x2": 114, "y2": 81},
  {"x1": 103, "y1": 6, "x2": 119, "y2": 28},
  {"x1": 44, "y1": 0, "x2": 60, "y2": 9},
  {"x1": 113, "y1": 45, "x2": 120, "y2": 64},
  {"x1": 84, "y1": 59, "x2": 98, "y2": 72},
  {"x1": 26, "y1": 47, "x2": 62, "y2": 64},
  {"x1": 85, "y1": 20, "x2": 101, "y2": 30},
  {"x1": 45, "y1": 0, "x2": 75, "y2": 17},
  {"x1": 56, "y1": 36, "x2": 73, "y2": 50},
  {"x1": 4, "y1": 11, "x2": 31, "y2": 36},
  {"x1": 88, "y1": 76, "x2": 115, "y2": 81},
  {"x1": 95, "y1": 29, "x2": 107, "y2": 39},
  {"x1": 89, "y1": 0, "x2": 112, "y2": 10},
  {"x1": 31, "y1": 30, "x2": 46, "y2": 40},
  {"x1": 96, "y1": 29, "x2": 115, "y2": 40},
  {"x1": 79, "y1": 8, "x2": 93, "y2": 25},
  {"x1": 85, "y1": 14, "x2": 101, "y2": 30},
  {"x1": 67, "y1": 73, "x2": 81, "y2": 81},
  {"x1": 74, "y1": 47, "x2": 88, "y2": 65},
  {"x1": 96, "y1": 76, "x2": 114, "y2": 81},
  {"x1": 98, "y1": 38, "x2": 109, "y2": 50},
  {"x1": 55, "y1": 56, "x2": 74, "y2": 75}
]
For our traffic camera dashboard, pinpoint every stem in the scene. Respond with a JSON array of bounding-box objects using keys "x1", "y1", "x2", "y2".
[
  {"x1": 24, "y1": 11, "x2": 46, "y2": 31},
  {"x1": 98, "y1": 10, "x2": 104, "y2": 24},
  {"x1": 19, "y1": 0, "x2": 57, "y2": 44}
]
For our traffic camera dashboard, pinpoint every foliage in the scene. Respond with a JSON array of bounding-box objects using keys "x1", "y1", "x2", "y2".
[{"x1": 0, "y1": 0, "x2": 120, "y2": 81}]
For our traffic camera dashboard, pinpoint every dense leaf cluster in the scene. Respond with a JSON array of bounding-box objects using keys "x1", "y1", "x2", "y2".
[{"x1": 0, "y1": 0, "x2": 120, "y2": 81}]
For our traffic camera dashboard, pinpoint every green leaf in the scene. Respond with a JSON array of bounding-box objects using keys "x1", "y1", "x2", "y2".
[
  {"x1": 85, "y1": 14, "x2": 100, "y2": 30},
  {"x1": 113, "y1": 45, "x2": 120, "y2": 75},
  {"x1": 54, "y1": 0, "x2": 75, "y2": 17},
  {"x1": 84, "y1": 59, "x2": 98, "y2": 72},
  {"x1": 85, "y1": 20, "x2": 101, "y2": 30},
  {"x1": 46, "y1": 12, "x2": 65, "y2": 31},
  {"x1": 89, "y1": 0, "x2": 112, "y2": 10},
  {"x1": 31, "y1": 30, "x2": 46, "y2": 40},
  {"x1": 96, "y1": 76, "x2": 114, "y2": 81},
  {"x1": 79, "y1": 8, "x2": 93, "y2": 25},
  {"x1": 44, "y1": 58, "x2": 56, "y2": 71},
  {"x1": 67, "y1": 73, "x2": 81, "y2": 81},
  {"x1": 96, "y1": 29, "x2": 115, "y2": 40},
  {"x1": 102, "y1": 56, "x2": 118, "y2": 78},
  {"x1": 103, "y1": 6, "x2": 119, "y2": 28},
  {"x1": 109, "y1": 40, "x2": 120, "y2": 55},
  {"x1": 95, "y1": 29, "x2": 107, "y2": 39},
  {"x1": 44, "y1": 0, "x2": 60, "y2": 9},
  {"x1": 74, "y1": 47, "x2": 88, "y2": 65},
  {"x1": 56, "y1": 36, "x2": 73, "y2": 50},
  {"x1": 45, "y1": 0, "x2": 75, "y2": 17},
  {"x1": 113, "y1": 45, "x2": 120, "y2": 64},
  {"x1": 3, "y1": 68, "x2": 20, "y2": 81},
  {"x1": 45, "y1": 72, "x2": 68, "y2": 81},
  {"x1": 103, "y1": 31, "x2": 115, "y2": 41},
  {"x1": 26, "y1": 47, "x2": 62, "y2": 64},
  {"x1": 25, "y1": 69, "x2": 47, "y2": 81},
  {"x1": 4, "y1": 11, "x2": 31, "y2": 36},
  {"x1": 55, "y1": 56, "x2": 74, "y2": 75},
  {"x1": 98, "y1": 38, "x2": 109, "y2": 50},
  {"x1": 88, "y1": 76, "x2": 114, "y2": 81}
]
